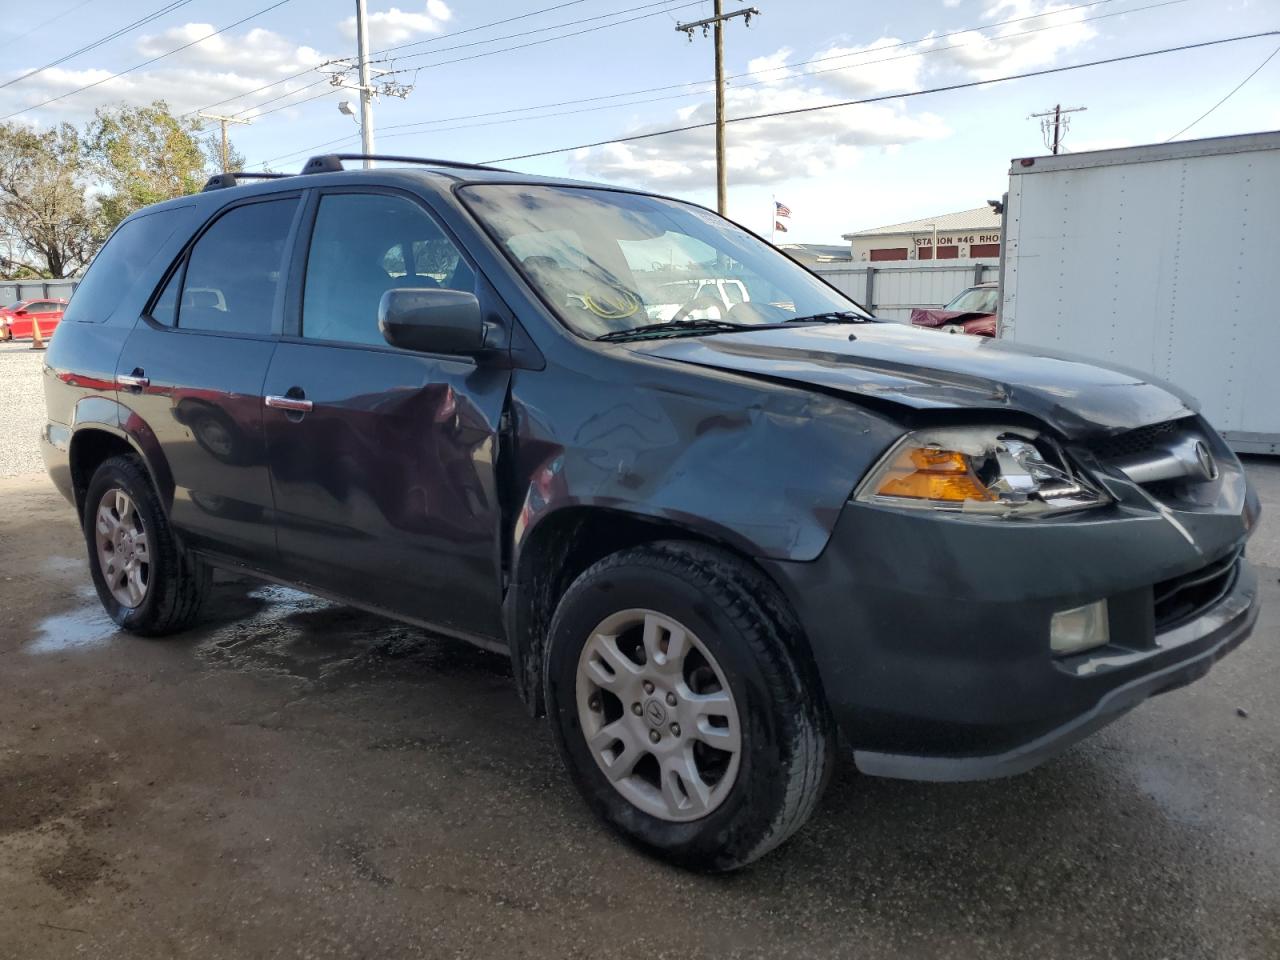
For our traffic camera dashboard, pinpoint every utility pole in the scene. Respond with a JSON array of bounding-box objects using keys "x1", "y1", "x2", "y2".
[
  {"x1": 355, "y1": 0, "x2": 375, "y2": 167},
  {"x1": 198, "y1": 113, "x2": 252, "y2": 172},
  {"x1": 1029, "y1": 104, "x2": 1087, "y2": 154},
  {"x1": 676, "y1": 4, "x2": 759, "y2": 216}
]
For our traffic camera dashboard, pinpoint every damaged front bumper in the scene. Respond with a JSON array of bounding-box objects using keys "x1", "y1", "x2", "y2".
[{"x1": 762, "y1": 451, "x2": 1259, "y2": 782}]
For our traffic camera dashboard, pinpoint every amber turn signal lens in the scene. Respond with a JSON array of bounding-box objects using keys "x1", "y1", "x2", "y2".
[{"x1": 874, "y1": 447, "x2": 996, "y2": 502}]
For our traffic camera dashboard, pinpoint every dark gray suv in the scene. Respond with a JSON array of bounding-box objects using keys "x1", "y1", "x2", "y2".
[{"x1": 42, "y1": 155, "x2": 1260, "y2": 870}]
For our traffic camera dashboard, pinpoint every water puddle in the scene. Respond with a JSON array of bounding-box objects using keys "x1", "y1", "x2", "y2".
[{"x1": 29, "y1": 605, "x2": 120, "y2": 654}]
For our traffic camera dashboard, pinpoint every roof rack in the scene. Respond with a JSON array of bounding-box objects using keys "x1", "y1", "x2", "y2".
[
  {"x1": 300, "y1": 153, "x2": 507, "y2": 175},
  {"x1": 202, "y1": 171, "x2": 292, "y2": 192}
]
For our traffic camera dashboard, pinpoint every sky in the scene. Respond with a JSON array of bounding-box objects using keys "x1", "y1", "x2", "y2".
[{"x1": 0, "y1": 0, "x2": 1277, "y2": 242}]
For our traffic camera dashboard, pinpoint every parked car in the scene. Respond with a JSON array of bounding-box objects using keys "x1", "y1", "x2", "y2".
[
  {"x1": 1, "y1": 298, "x2": 67, "y2": 340},
  {"x1": 647, "y1": 277, "x2": 750, "y2": 322},
  {"x1": 910, "y1": 281, "x2": 998, "y2": 336},
  {"x1": 42, "y1": 157, "x2": 1260, "y2": 871}
]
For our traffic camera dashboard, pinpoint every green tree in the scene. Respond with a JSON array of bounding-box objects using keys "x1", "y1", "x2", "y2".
[
  {"x1": 84, "y1": 100, "x2": 217, "y2": 229},
  {"x1": 0, "y1": 122, "x2": 101, "y2": 278}
]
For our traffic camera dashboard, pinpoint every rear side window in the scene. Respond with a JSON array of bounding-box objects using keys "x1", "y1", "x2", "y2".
[
  {"x1": 62, "y1": 207, "x2": 190, "y2": 324},
  {"x1": 177, "y1": 198, "x2": 298, "y2": 336}
]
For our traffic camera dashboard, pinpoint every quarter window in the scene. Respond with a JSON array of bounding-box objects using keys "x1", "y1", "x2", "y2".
[
  {"x1": 62, "y1": 207, "x2": 192, "y2": 325},
  {"x1": 178, "y1": 198, "x2": 298, "y2": 336},
  {"x1": 302, "y1": 193, "x2": 476, "y2": 347}
]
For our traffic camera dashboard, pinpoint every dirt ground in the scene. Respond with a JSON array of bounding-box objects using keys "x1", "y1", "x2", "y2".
[{"x1": 1, "y1": 463, "x2": 1278, "y2": 959}]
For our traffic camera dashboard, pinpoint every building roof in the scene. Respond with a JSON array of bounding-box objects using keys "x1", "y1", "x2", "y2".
[
  {"x1": 842, "y1": 206, "x2": 1001, "y2": 239},
  {"x1": 777, "y1": 243, "x2": 851, "y2": 260}
]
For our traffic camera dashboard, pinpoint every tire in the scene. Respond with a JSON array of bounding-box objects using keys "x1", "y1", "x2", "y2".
[
  {"x1": 544, "y1": 541, "x2": 833, "y2": 871},
  {"x1": 83, "y1": 454, "x2": 210, "y2": 636}
]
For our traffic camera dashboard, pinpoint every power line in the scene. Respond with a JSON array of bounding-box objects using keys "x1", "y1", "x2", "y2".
[
  {"x1": 1165, "y1": 42, "x2": 1280, "y2": 141},
  {"x1": 184, "y1": 0, "x2": 601, "y2": 118},
  {"x1": 0, "y1": 0, "x2": 198, "y2": 91},
  {"x1": 245, "y1": 0, "x2": 1181, "y2": 168},
  {"x1": 365, "y1": 0, "x2": 703, "y2": 65},
  {"x1": 358, "y1": 1, "x2": 708, "y2": 75},
  {"x1": 219, "y1": 0, "x2": 1122, "y2": 131},
  {"x1": 360, "y1": 0, "x2": 1185, "y2": 142},
  {"x1": 369, "y1": 0, "x2": 1144, "y2": 133},
  {"x1": 209, "y1": 0, "x2": 705, "y2": 123},
  {"x1": 0, "y1": 0, "x2": 98, "y2": 53},
  {"x1": 482, "y1": 31, "x2": 1280, "y2": 163},
  {"x1": 0, "y1": 0, "x2": 293, "y2": 121}
]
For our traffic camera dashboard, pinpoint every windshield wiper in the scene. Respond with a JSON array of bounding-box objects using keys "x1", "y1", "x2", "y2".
[
  {"x1": 596, "y1": 318, "x2": 754, "y2": 342},
  {"x1": 784, "y1": 310, "x2": 869, "y2": 324}
]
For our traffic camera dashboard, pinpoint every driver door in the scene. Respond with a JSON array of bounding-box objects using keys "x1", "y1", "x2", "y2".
[{"x1": 262, "y1": 189, "x2": 511, "y2": 641}]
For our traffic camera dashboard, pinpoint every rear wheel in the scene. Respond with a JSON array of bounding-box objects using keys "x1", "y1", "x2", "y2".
[
  {"x1": 545, "y1": 541, "x2": 833, "y2": 871},
  {"x1": 83, "y1": 454, "x2": 209, "y2": 635}
]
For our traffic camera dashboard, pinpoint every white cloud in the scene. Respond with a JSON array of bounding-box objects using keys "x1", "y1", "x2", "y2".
[
  {"x1": 571, "y1": 0, "x2": 1096, "y2": 193},
  {"x1": 0, "y1": 21, "x2": 340, "y2": 123},
  {"x1": 936, "y1": 0, "x2": 1098, "y2": 79},
  {"x1": 805, "y1": 37, "x2": 931, "y2": 97},
  {"x1": 0, "y1": 62, "x2": 340, "y2": 122},
  {"x1": 136, "y1": 23, "x2": 325, "y2": 75},
  {"x1": 573, "y1": 81, "x2": 949, "y2": 190},
  {"x1": 340, "y1": 1, "x2": 453, "y2": 47}
]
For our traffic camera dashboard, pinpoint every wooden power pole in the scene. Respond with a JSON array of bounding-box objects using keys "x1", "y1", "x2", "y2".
[
  {"x1": 199, "y1": 113, "x2": 252, "y2": 171},
  {"x1": 676, "y1": 3, "x2": 760, "y2": 216},
  {"x1": 1030, "y1": 104, "x2": 1087, "y2": 154}
]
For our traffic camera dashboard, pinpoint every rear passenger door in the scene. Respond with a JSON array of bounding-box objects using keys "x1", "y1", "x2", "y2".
[
  {"x1": 262, "y1": 188, "x2": 511, "y2": 642},
  {"x1": 118, "y1": 194, "x2": 302, "y2": 562}
]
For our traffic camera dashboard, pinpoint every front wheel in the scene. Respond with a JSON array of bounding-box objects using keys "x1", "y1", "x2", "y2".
[
  {"x1": 83, "y1": 454, "x2": 210, "y2": 635},
  {"x1": 544, "y1": 541, "x2": 833, "y2": 871}
]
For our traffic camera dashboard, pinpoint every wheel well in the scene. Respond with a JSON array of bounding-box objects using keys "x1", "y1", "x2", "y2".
[
  {"x1": 506, "y1": 507, "x2": 775, "y2": 716},
  {"x1": 69, "y1": 430, "x2": 134, "y2": 514}
]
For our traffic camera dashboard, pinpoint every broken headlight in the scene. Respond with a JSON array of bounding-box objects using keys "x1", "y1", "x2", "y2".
[{"x1": 854, "y1": 427, "x2": 1109, "y2": 517}]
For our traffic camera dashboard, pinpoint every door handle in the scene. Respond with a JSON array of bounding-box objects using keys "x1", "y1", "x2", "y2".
[
  {"x1": 117, "y1": 371, "x2": 149, "y2": 389},
  {"x1": 265, "y1": 394, "x2": 314, "y2": 413}
]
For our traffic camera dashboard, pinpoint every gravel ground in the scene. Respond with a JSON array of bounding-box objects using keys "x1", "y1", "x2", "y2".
[{"x1": 0, "y1": 340, "x2": 46, "y2": 478}]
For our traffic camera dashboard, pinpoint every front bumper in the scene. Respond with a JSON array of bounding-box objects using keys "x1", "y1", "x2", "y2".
[{"x1": 763, "y1": 470, "x2": 1259, "y2": 782}]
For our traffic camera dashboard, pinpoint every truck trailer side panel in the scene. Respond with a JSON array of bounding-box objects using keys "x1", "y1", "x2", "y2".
[{"x1": 1000, "y1": 131, "x2": 1280, "y2": 454}]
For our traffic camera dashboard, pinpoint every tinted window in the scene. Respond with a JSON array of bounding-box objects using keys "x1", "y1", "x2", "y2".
[
  {"x1": 303, "y1": 193, "x2": 476, "y2": 346},
  {"x1": 62, "y1": 207, "x2": 190, "y2": 324},
  {"x1": 149, "y1": 264, "x2": 183, "y2": 327},
  {"x1": 180, "y1": 198, "x2": 298, "y2": 335}
]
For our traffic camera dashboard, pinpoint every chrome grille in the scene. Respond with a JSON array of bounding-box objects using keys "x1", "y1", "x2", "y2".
[{"x1": 1089, "y1": 418, "x2": 1188, "y2": 461}]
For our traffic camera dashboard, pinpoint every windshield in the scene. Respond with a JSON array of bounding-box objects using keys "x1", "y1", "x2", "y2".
[
  {"x1": 460, "y1": 185, "x2": 870, "y2": 339},
  {"x1": 944, "y1": 286, "x2": 1000, "y2": 314}
]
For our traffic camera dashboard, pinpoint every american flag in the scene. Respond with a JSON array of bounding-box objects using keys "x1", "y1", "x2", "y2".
[{"x1": 775, "y1": 201, "x2": 792, "y2": 218}]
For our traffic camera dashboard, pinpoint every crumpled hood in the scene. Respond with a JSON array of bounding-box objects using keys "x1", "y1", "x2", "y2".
[{"x1": 626, "y1": 321, "x2": 1197, "y2": 438}]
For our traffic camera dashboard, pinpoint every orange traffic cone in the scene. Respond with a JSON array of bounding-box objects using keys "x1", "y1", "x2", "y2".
[{"x1": 30, "y1": 319, "x2": 46, "y2": 351}]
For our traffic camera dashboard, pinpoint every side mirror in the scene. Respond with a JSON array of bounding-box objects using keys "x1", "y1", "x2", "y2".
[
  {"x1": 378, "y1": 288, "x2": 485, "y2": 356},
  {"x1": 13, "y1": 308, "x2": 26, "y2": 316}
]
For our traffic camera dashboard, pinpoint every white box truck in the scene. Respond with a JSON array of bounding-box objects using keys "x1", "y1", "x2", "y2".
[{"x1": 998, "y1": 130, "x2": 1280, "y2": 454}]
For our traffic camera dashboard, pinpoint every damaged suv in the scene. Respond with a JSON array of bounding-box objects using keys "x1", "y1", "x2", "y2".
[{"x1": 43, "y1": 156, "x2": 1260, "y2": 871}]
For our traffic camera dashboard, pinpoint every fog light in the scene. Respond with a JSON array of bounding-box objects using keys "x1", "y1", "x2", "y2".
[{"x1": 1050, "y1": 600, "x2": 1109, "y2": 655}]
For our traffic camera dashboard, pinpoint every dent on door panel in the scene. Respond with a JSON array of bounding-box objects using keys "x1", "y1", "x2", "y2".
[{"x1": 264, "y1": 341, "x2": 511, "y2": 639}]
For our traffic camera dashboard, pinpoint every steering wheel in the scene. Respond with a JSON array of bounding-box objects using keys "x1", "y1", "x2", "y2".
[{"x1": 669, "y1": 296, "x2": 724, "y2": 324}]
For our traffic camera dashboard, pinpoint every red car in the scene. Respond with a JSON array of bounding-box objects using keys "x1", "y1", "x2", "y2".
[
  {"x1": 909, "y1": 281, "x2": 998, "y2": 337},
  {"x1": 0, "y1": 298, "x2": 67, "y2": 341}
]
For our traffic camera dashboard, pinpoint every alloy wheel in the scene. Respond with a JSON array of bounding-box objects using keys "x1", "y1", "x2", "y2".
[
  {"x1": 575, "y1": 608, "x2": 742, "y2": 822},
  {"x1": 94, "y1": 488, "x2": 150, "y2": 608}
]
